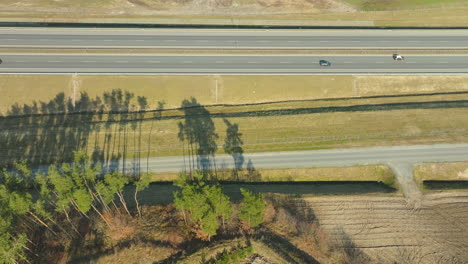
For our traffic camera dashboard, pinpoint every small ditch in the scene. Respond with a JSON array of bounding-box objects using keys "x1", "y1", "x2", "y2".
[
  {"x1": 124, "y1": 181, "x2": 396, "y2": 206},
  {"x1": 423, "y1": 180, "x2": 468, "y2": 190}
]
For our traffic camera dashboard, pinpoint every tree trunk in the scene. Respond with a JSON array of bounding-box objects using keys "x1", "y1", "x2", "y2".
[
  {"x1": 91, "y1": 203, "x2": 111, "y2": 227},
  {"x1": 134, "y1": 189, "x2": 141, "y2": 218},
  {"x1": 63, "y1": 209, "x2": 81, "y2": 236},
  {"x1": 182, "y1": 210, "x2": 188, "y2": 226},
  {"x1": 117, "y1": 192, "x2": 131, "y2": 216},
  {"x1": 71, "y1": 200, "x2": 89, "y2": 219}
]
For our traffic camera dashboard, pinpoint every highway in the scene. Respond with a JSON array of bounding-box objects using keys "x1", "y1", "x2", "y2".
[
  {"x1": 1, "y1": 28, "x2": 468, "y2": 49},
  {"x1": 1, "y1": 54, "x2": 467, "y2": 74}
]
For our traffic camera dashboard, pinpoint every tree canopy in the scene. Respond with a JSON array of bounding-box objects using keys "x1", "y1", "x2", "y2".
[{"x1": 239, "y1": 188, "x2": 266, "y2": 228}]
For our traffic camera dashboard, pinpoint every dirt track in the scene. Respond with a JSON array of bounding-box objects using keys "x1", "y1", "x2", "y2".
[{"x1": 305, "y1": 192, "x2": 468, "y2": 264}]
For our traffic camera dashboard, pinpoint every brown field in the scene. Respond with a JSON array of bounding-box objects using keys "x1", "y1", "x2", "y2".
[
  {"x1": 1, "y1": 0, "x2": 468, "y2": 26},
  {"x1": 305, "y1": 192, "x2": 468, "y2": 263}
]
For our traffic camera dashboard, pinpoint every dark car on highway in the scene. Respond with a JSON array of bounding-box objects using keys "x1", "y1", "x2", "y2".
[{"x1": 319, "y1": 60, "x2": 331, "y2": 66}]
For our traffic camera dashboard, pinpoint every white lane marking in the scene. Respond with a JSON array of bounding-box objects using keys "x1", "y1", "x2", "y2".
[
  {"x1": 280, "y1": 61, "x2": 290, "y2": 64},
  {"x1": 287, "y1": 41, "x2": 300, "y2": 43},
  {"x1": 5, "y1": 39, "x2": 17, "y2": 40},
  {"x1": 376, "y1": 62, "x2": 385, "y2": 63},
  {"x1": 351, "y1": 41, "x2": 360, "y2": 42},
  {"x1": 408, "y1": 41, "x2": 420, "y2": 42},
  {"x1": 48, "y1": 60, "x2": 60, "y2": 62},
  {"x1": 116, "y1": 61, "x2": 128, "y2": 63},
  {"x1": 164, "y1": 40, "x2": 176, "y2": 42},
  {"x1": 39, "y1": 39, "x2": 48, "y2": 41},
  {"x1": 82, "y1": 60, "x2": 96, "y2": 63},
  {"x1": 216, "y1": 61, "x2": 224, "y2": 63},
  {"x1": 256, "y1": 40, "x2": 270, "y2": 42},
  {"x1": 196, "y1": 40, "x2": 209, "y2": 42},
  {"x1": 103, "y1": 40, "x2": 113, "y2": 42},
  {"x1": 135, "y1": 40, "x2": 145, "y2": 42},
  {"x1": 319, "y1": 41, "x2": 329, "y2": 42},
  {"x1": 70, "y1": 39, "x2": 81, "y2": 41},
  {"x1": 15, "y1": 60, "x2": 25, "y2": 62},
  {"x1": 148, "y1": 60, "x2": 160, "y2": 63},
  {"x1": 182, "y1": 61, "x2": 192, "y2": 63},
  {"x1": 247, "y1": 61, "x2": 257, "y2": 63},
  {"x1": 439, "y1": 61, "x2": 449, "y2": 63},
  {"x1": 343, "y1": 61, "x2": 352, "y2": 63}
]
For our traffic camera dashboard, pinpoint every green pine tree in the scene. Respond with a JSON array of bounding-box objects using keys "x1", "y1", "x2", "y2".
[{"x1": 239, "y1": 188, "x2": 266, "y2": 228}]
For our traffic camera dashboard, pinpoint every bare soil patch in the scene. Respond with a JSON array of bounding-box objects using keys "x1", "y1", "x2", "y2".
[{"x1": 305, "y1": 192, "x2": 468, "y2": 263}]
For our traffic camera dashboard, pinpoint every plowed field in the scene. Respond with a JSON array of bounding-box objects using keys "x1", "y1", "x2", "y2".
[{"x1": 305, "y1": 192, "x2": 468, "y2": 263}]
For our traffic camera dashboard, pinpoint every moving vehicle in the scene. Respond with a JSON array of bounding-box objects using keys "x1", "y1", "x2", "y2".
[
  {"x1": 319, "y1": 60, "x2": 331, "y2": 66},
  {"x1": 0, "y1": 59, "x2": 2, "y2": 64},
  {"x1": 393, "y1": 54, "x2": 404, "y2": 61}
]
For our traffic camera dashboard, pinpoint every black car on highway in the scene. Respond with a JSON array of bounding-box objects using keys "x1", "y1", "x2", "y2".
[{"x1": 319, "y1": 60, "x2": 331, "y2": 66}]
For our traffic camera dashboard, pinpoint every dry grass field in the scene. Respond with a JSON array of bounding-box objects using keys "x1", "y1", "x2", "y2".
[
  {"x1": 305, "y1": 192, "x2": 468, "y2": 263},
  {"x1": 2, "y1": 74, "x2": 468, "y2": 115},
  {"x1": 1, "y1": 85, "x2": 468, "y2": 166},
  {"x1": 1, "y1": 0, "x2": 467, "y2": 26}
]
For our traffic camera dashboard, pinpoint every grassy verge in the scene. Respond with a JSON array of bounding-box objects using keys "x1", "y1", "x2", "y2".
[
  {"x1": 413, "y1": 161, "x2": 468, "y2": 190},
  {"x1": 148, "y1": 165, "x2": 396, "y2": 186},
  {"x1": 343, "y1": 0, "x2": 466, "y2": 10},
  {"x1": 2, "y1": 74, "x2": 468, "y2": 115},
  {"x1": 1, "y1": 89, "x2": 468, "y2": 166}
]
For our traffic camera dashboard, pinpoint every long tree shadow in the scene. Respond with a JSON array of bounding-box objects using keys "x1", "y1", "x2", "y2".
[
  {"x1": 254, "y1": 229, "x2": 320, "y2": 264},
  {"x1": 177, "y1": 97, "x2": 219, "y2": 177},
  {"x1": 0, "y1": 89, "x2": 150, "y2": 175},
  {"x1": 223, "y1": 118, "x2": 244, "y2": 180},
  {"x1": 68, "y1": 237, "x2": 175, "y2": 264}
]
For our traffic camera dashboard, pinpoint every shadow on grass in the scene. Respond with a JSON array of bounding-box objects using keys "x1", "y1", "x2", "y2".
[
  {"x1": 154, "y1": 99, "x2": 468, "y2": 121},
  {"x1": 127, "y1": 181, "x2": 396, "y2": 207},
  {"x1": 67, "y1": 237, "x2": 175, "y2": 264},
  {"x1": 423, "y1": 180, "x2": 468, "y2": 190},
  {"x1": 0, "y1": 89, "x2": 158, "y2": 175},
  {"x1": 254, "y1": 229, "x2": 320, "y2": 264}
]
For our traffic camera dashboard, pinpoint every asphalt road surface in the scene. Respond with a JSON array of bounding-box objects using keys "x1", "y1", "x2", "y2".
[
  {"x1": 141, "y1": 143, "x2": 468, "y2": 173},
  {"x1": 1, "y1": 28, "x2": 468, "y2": 49},
  {"x1": 1, "y1": 54, "x2": 467, "y2": 74}
]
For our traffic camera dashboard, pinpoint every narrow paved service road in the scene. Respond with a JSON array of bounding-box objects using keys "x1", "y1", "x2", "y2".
[
  {"x1": 140, "y1": 143, "x2": 468, "y2": 201},
  {"x1": 143, "y1": 143, "x2": 468, "y2": 173}
]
